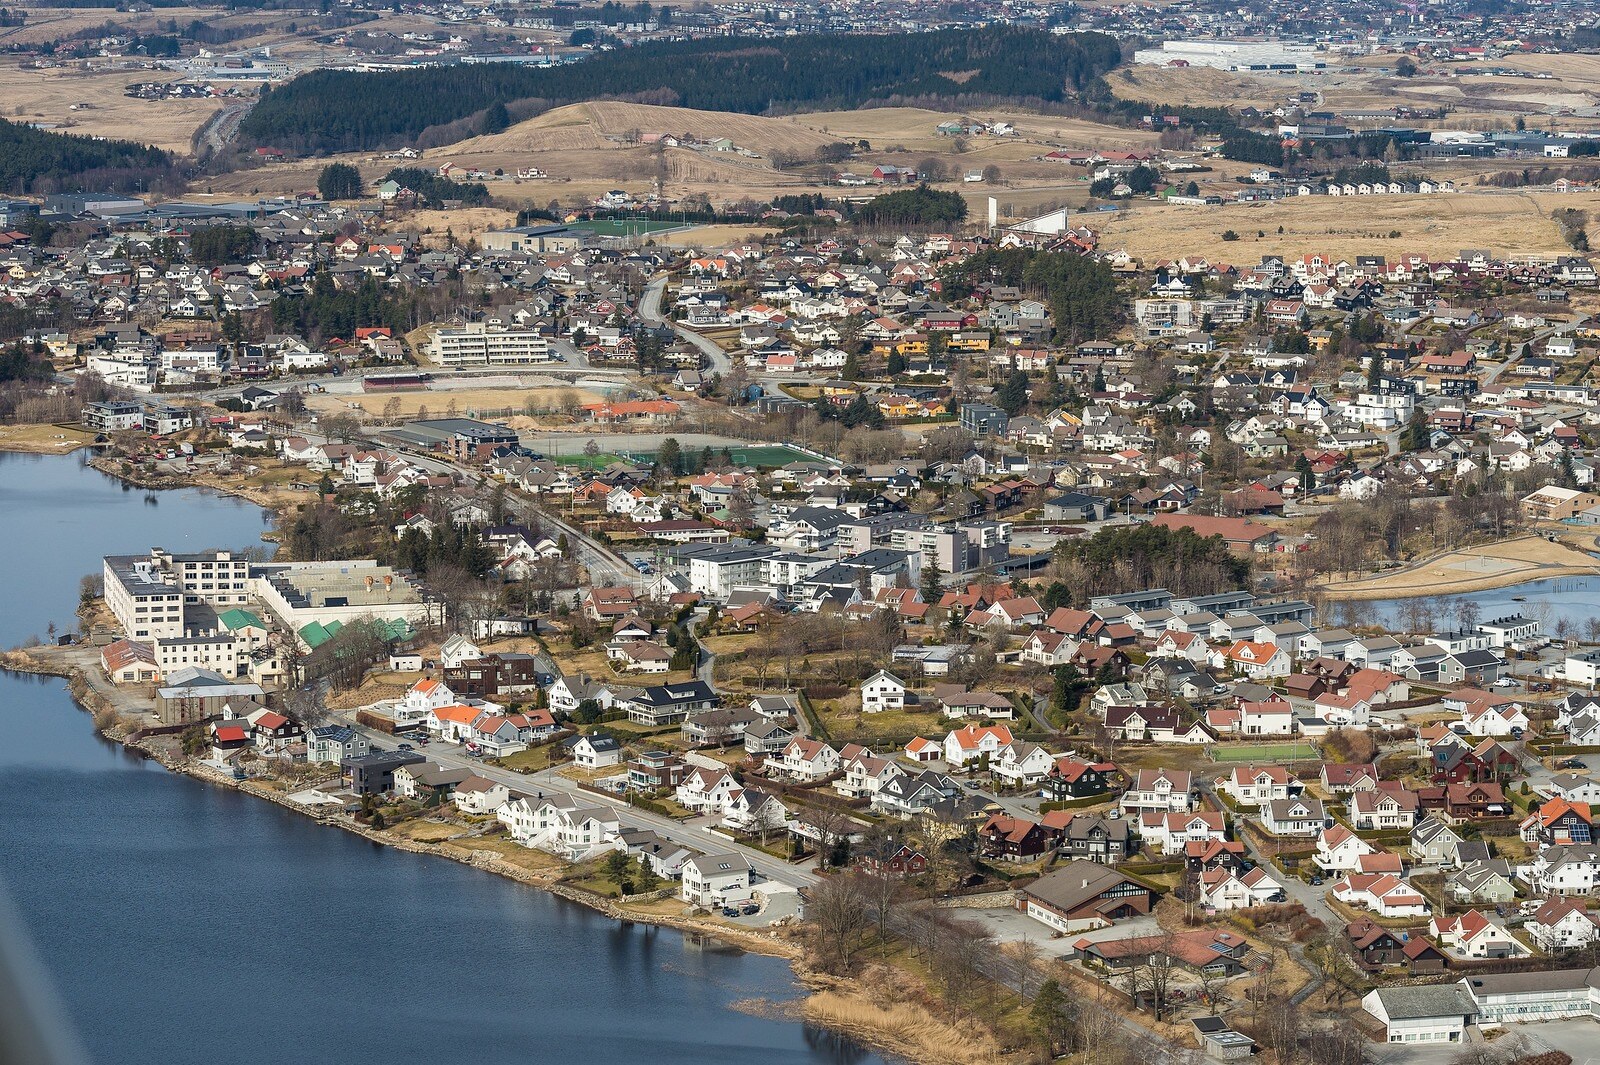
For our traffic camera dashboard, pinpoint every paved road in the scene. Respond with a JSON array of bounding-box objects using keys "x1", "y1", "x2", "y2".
[
  {"x1": 639, "y1": 275, "x2": 732, "y2": 377},
  {"x1": 510, "y1": 498, "x2": 645, "y2": 592},
  {"x1": 336, "y1": 708, "x2": 815, "y2": 889}
]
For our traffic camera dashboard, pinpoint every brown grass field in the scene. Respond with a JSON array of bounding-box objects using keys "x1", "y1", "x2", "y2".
[
  {"x1": 1095, "y1": 187, "x2": 1600, "y2": 262},
  {"x1": 0, "y1": 61, "x2": 226, "y2": 153},
  {"x1": 306, "y1": 385, "x2": 603, "y2": 419}
]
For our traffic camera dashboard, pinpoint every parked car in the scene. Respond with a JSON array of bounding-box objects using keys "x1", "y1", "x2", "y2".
[
  {"x1": 397, "y1": 743, "x2": 414, "y2": 751},
  {"x1": 721, "y1": 907, "x2": 739, "y2": 918}
]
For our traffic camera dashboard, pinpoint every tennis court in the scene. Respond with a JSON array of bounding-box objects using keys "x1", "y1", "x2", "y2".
[{"x1": 1212, "y1": 742, "x2": 1319, "y2": 762}]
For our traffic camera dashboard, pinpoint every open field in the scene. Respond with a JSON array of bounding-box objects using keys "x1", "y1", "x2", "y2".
[
  {"x1": 406, "y1": 207, "x2": 521, "y2": 248},
  {"x1": 614, "y1": 444, "x2": 819, "y2": 468},
  {"x1": 1095, "y1": 187, "x2": 1600, "y2": 261},
  {"x1": 305, "y1": 385, "x2": 603, "y2": 419},
  {"x1": 658, "y1": 223, "x2": 779, "y2": 248},
  {"x1": 449, "y1": 100, "x2": 846, "y2": 159},
  {"x1": 0, "y1": 422, "x2": 95, "y2": 454},
  {"x1": 1320, "y1": 534, "x2": 1600, "y2": 600},
  {"x1": 0, "y1": 60, "x2": 226, "y2": 153},
  {"x1": 193, "y1": 99, "x2": 1151, "y2": 212},
  {"x1": 1213, "y1": 742, "x2": 1320, "y2": 762}
]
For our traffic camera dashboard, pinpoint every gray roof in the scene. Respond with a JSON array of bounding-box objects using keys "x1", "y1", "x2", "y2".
[
  {"x1": 1461, "y1": 969, "x2": 1596, "y2": 996},
  {"x1": 1371, "y1": 984, "x2": 1477, "y2": 1021}
]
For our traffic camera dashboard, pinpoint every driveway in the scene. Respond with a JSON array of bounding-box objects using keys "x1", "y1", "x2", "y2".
[{"x1": 963, "y1": 905, "x2": 1162, "y2": 958}]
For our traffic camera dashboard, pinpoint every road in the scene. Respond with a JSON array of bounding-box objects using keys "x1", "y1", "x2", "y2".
[
  {"x1": 509, "y1": 497, "x2": 645, "y2": 592},
  {"x1": 335, "y1": 707, "x2": 816, "y2": 889},
  {"x1": 639, "y1": 275, "x2": 732, "y2": 377}
]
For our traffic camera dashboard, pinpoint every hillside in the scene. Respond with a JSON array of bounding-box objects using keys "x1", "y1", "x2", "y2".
[
  {"x1": 0, "y1": 115, "x2": 171, "y2": 193},
  {"x1": 444, "y1": 101, "x2": 843, "y2": 159},
  {"x1": 237, "y1": 27, "x2": 1124, "y2": 154}
]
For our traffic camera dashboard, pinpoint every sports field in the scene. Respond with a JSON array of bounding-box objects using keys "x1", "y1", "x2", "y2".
[
  {"x1": 1212, "y1": 742, "x2": 1320, "y2": 762},
  {"x1": 571, "y1": 219, "x2": 693, "y2": 239},
  {"x1": 619, "y1": 444, "x2": 816, "y2": 468}
]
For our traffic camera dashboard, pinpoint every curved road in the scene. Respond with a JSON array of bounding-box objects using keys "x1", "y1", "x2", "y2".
[{"x1": 639, "y1": 275, "x2": 732, "y2": 377}]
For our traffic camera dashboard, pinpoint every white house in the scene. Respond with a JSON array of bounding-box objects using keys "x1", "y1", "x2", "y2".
[
  {"x1": 1332, "y1": 873, "x2": 1431, "y2": 918},
  {"x1": 452, "y1": 775, "x2": 511, "y2": 815},
  {"x1": 1120, "y1": 768, "x2": 1194, "y2": 814},
  {"x1": 861, "y1": 669, "x2": 908, "y2": 713},
  {"x1": 1361, "y1": 985, "x2": 1477, "y2": 1046},
  {"x1": 1526, "y1": 896, "x2": 1600, "y2": 952},
  {"x1": 571, "y1": 733, "x2": 623, "y2": 768},
  {"x1": 1431, "y1": 910, "x2": 1528, "y2": 959},
  {"x1": 1198, "y1": 866, "x2": 1283, "y2": 910},
  {"x1": 681, "y1": 852, "x2": 755, "y2": 908},
  {"x1": 394, "y1": 677, "x2": 457, "y2": 723},
  {"x1": 943, "y1": 724, "x2": 1013, "y2": 767},
  {"x1": 1314, "y1": 826, "x2": 1377, "y2": 874},
  {"x1": 1218, "y1": 764, "x2": 1296, "y2": 807}
]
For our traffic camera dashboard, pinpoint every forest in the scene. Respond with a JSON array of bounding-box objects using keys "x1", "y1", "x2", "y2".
[
  {"x1": 0, "y1": 117, "x2": 172, "y2": 194},
  {"x1": 854, "y1": 185, "x2": 967, "y2": 228},
  {"x1": 1044, "y1": 524, "x2": 1252, "y2": 604},
  {"x1": 238, "y1": 27, "x2": 1124, "y2": 153},
  {"x1": 941, "y1": 248, "x2": 1122, "y2": 343}
]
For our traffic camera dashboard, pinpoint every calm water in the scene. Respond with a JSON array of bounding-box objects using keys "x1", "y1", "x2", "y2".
[
  {"x1": 1334, "y1": 575, "x2": 1600, "y2": 634},
  {"x1": 0, "y1": 452, "x2": 885, "y2": 1065}
]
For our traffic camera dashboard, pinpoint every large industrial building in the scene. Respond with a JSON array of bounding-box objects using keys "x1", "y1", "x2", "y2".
[{"x1": 1133, "y1": 40, "x2": 1326, "y2": 72}]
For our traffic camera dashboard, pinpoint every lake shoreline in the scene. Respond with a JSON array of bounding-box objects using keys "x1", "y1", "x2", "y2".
[{"x1": 1, "y1": 644, "x2": 983, "y2": 1065}]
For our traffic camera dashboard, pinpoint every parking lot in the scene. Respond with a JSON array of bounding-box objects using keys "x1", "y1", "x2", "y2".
[{"x1": 1372, "y1": 1020, "x2": 1600, "y2": 1065}]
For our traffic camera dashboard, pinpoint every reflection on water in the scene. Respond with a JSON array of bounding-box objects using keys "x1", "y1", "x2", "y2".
[{"x1": 0, "y1": 454, "x2": 892, "y2": 1065}]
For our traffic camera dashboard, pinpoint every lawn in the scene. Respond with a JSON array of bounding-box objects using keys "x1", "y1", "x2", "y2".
[
  {"x1": 1213, "y1": 742, "x2": 1320, "y2": 762},
  {"x1": 813, "y1": 703, "x2": 946, "y2": 745},
  {"x1": 443, "y1": 835, "x2": 567, "y2": 875},
  {"x1": 496, "y1": 745, "x2": 562, "y2": 773},
  {"x1": 570, "y1": 219, "x2": 692, "y2": 238},
  {"x1": 554, "y1": 451, "x2": 631, "y2": 470},
  {"x1": 616, "y1": 444, "x2": 821, "y2": 469}
]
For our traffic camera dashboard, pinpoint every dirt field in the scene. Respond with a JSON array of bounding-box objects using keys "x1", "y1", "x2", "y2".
[
  {"x1": 657, "y1": 223, "x2": 779, "y2": 248},
  {"x1": 1095, "y1": 187, "x2": 1600, "y2": 262},
  {"x1": 404, "y1": 207, "x2": 521, "y2": 248},
  {"x1": 0, "y1": 61, "x2": 226, "y2": 153},
  {"x1": 1319, "y1": 535, "x2": 1600, "y2": 600},
  {"x1": 306, "y1": 385, "x2": 602, "y2": 419}
]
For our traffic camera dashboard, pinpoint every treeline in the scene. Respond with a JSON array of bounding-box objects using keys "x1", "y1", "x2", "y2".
[
  {"x1": 1047, "y1": 524, "x2": 1251, "y2": 603},
  {"x1": 0, "y1": 342, "x2": 55, "y2": 384},
  {"x1": 941, "y1": 248, "x2": 1121, "y2": 343},
  {"x1": 1219, "y1": 129, "x2": 1285, "y2": 167},
  {"x1": 269, "y1": 273, "x2": 414, "y2": 343},
  {"x1": 238, "y1": 27, "x2": 1122, "y2": 153},
  {"x1": 0, "y1": 116, "x2": 171, "y2": 194},
  {"x1": 188, "y1": 225, "x2": 257, "y2": 265},
  {"x1": 393, "y1": 525, "x2": 494, "y2": 578},
  {"x1": 854, "y1": 185, "x2": 966, "y2": 227}
]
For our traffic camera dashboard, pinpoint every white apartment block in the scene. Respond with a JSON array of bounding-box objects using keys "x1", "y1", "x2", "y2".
[{"x1": 427, "y1": 322, "x2": 554, "y2": 367}]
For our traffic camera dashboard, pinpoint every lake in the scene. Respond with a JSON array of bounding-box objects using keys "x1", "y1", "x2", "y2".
[
  {"x1": 0, "y1": 452, "x2": 887, "y2": 1065},
  {"x1": 1331, "y1": 575, "x2": 1600, "y2": 636}
]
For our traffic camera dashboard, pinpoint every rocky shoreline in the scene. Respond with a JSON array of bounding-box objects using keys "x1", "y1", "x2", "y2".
[{"x1": 1, "y1": 645, "x2": 999, "y2": 1065}]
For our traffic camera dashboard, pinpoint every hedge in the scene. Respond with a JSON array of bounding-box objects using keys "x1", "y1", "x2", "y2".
[{"x1": 1038, "y1": 792, "x2": 1116, "y2": 813}]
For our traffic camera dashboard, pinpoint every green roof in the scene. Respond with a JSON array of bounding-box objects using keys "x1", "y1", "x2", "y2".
[
  {"x1": 374, "y1": 618, "x2": 414, "y2": 642},
  {"x1": 218, "y1": 608, "x2": 266, "y2": 632},
  {"x1": 298, "y1": 619, "x2": 344, "y2": 649}
]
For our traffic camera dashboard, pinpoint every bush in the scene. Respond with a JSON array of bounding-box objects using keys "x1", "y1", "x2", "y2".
[{"x1": 1221, "y1": 230, "x2": 1239, "y2": 242}]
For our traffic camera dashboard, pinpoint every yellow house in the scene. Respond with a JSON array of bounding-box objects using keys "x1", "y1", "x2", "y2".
[
  {"x1": 949, "y1": 330, "x2": 992, "y2": 352},
  {"x1": 877, "y1": 394, "x2": 918, "y2": 418}
]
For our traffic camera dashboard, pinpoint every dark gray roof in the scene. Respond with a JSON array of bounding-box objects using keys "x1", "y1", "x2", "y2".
[{"x1": 1372, "y1": 985, "x2": 1477, "y2": 1020}]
